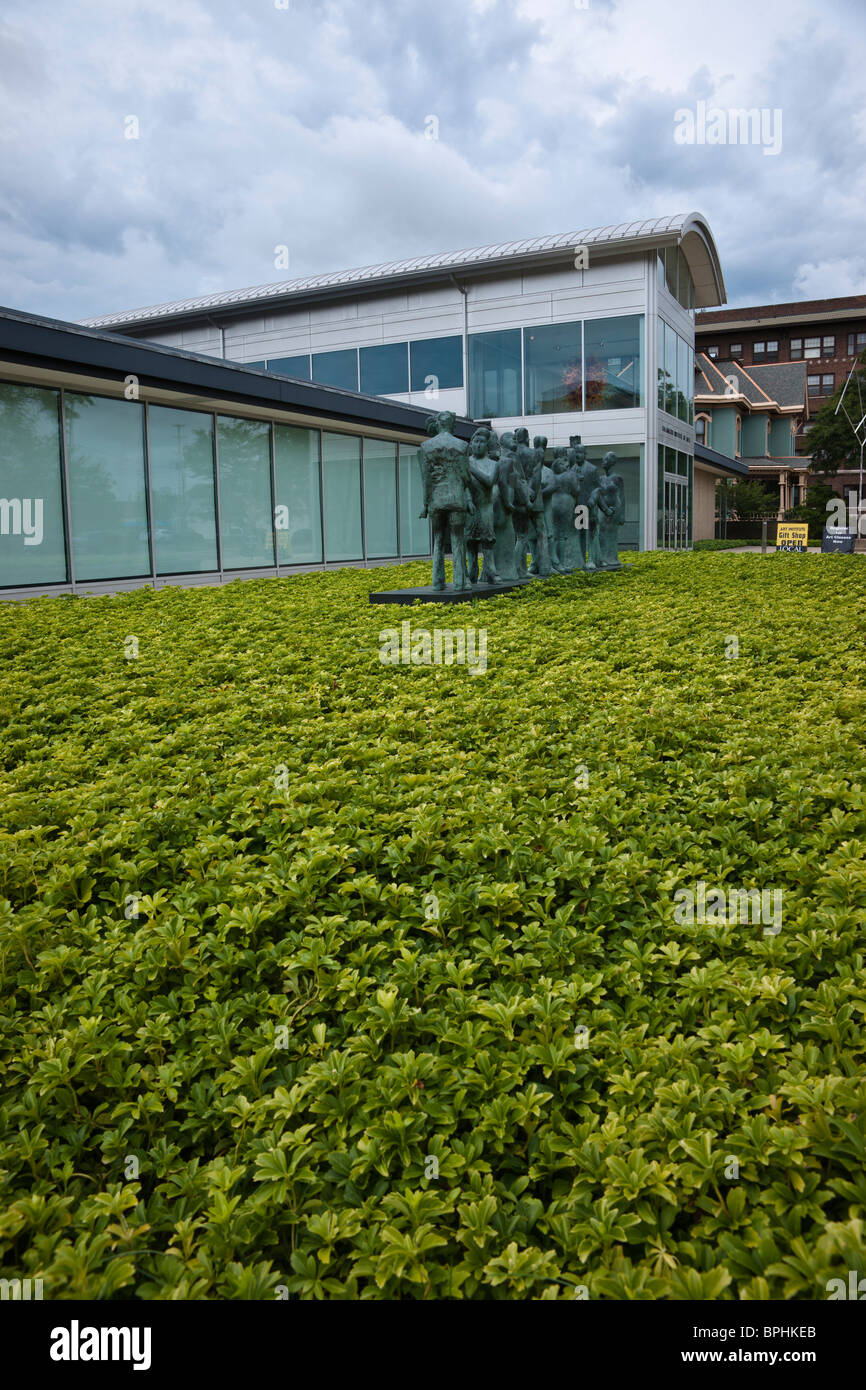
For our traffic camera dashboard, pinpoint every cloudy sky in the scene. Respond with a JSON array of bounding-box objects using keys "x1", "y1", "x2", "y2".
[{"x1": 1, "y1": 0, "x2": 864, "y2": 322}]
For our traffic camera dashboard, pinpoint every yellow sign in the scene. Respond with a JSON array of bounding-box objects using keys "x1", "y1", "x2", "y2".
[{"x1": 776, "y1": 523, "x2": 808, "y2": 553}]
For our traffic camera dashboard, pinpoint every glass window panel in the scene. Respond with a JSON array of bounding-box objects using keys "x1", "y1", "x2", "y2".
[
  {"x1": 585, "y1": 315, "x2": 643, "y2": 411},
  {"x1": 469, "y1": 329, "x2": 521, "y2": 417},
  {"x1": 399, "y1": 445, "x2": 431, "y2": 555},
  {"x1": 523, "y1": 320, "x2": 582, "y2": 414},
  {"x1": 217, "y1": 416, "x2": 274, "y2": 569},
  {"x1": 148, "y1": 405, "x2": 217, "y2": 574},
  {"x1": 677, "y1": 336, "x2": 689, "y2": 422},
  {"x1": 677, "y1": 450, "x2": 688, "y2": 476},
  {"x1": 363, "y1": 439, "x2": 398, "y2": 558},
  {"x1": 0, "y1": 382, "x2": 66, "y2": 586},
  {"x1": 657, "y1": 251, "x2": 666, "y2": 294},
  {"x1": 359, "y1": 343, "x2": 409, "y2": 396},
  {"x1": 677, "y1": 248, "x2": 691, "y2": 309},
  {"x1": 584, "y1": 443, "x2": 643, "y2": 550},
  {"x1": 665, "y1": 446, "x2": 677, "y2": 475},
  {"x1": 665, "y1": 246, "x2": 678, "y2": 298},
  {"x1": 688, "y1": 344, "x2": 695, "y2": 424},
  {"x1": 410, "y1": 336, "x2": 463, "y2": 393},
  {"x1": 274, "y1": 424, "x2": 322, "y2": 564},
  {"x1": 322, "y1": 432, "x2": 362, "y2": 561},
  {"x1": 657, "y1": 318, "x2": 666, "y2": 411},
  {"x1": 665, "y1": 322, "x2": 677, "y2": 417},
  {"x1": 66, "y1": 393, "x2": 149, "y2": 581},
  {"x1": 267, "y1": 355, "x2": 311, "y2": 379},
  {"x1": 657, "y1": 444, "x2": 665, "y2": 548},
  {"x1": 312, "y1": 350, "x2": 358, "y2": 391},
  {"x1": 245, "y1": 360, "x2": 267, "y2": 370}
]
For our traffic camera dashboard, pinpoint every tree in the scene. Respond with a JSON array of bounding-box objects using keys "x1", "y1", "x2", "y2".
[
  {"x1": 725, "y1": 478, "x2": 778, "y2": 519},
  {"x1": 784, "y1": 481, "x2": 842, "y2": 536},
  {"x1": 805, "y1": 354, "x2": 866, "y2": 476}
]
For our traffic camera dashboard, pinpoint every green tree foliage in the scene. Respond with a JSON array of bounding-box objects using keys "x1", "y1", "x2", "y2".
[
  {"x1": 725, "y1": 478, "x2": 779, "y2": 519},
  {"x1": 806, "y1": 356, "x2": 866, "y2": 476},
  {"x1": 785, "y1": 482, "x2": 843, "y2": 536}
]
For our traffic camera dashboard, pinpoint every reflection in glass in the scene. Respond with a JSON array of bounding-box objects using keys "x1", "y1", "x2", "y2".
[
  {"x1": 469, "y1": 330, "x2": 521, "y2": 417},
  {"x1": 523, "y1": 321, "x2": 582, "y2": 414},
  {"x1": 584, "y1": 315, "x2": 643, "y2": 410},
  {"x1": 323, "y1": 433, "x2": 362, "y2": 561},
  {"x1": 274, "y1": 424, "x2": 322, "y2": 564},
  {"x1": 66, "y1": 393, "x2": 149, "y2": 581},
  {"x1": 410, "y1": 337, "x2": 463, "y2": 392},
  {"x1": 583, "y1": 443, "x2": 643, "y2": 549},
  {"x1": 360, "y1": 343, "x2": 409, "y2": 396},
  {"x1": 148, "y1": 405, "x2": 218, "y2": 574},
  {"x1": 217, "y1": 416, "x2": 274, "y2": 569},
  {"x1": 665, "y1": 323, "x2": 677, "y2": 418},
  {"x1": 363, "y1": 439, "x2": 398, "y2": 557},
  {"x1": 0, "y1": 383, "x2": 66, "y2": 586},
  {"x1": 312, "y1": 350, "x2": 359, "y2": 392},
  {"x1": 399, "y1": 445, "x2": 430, "y2": 555},
  {"x1": 677, "y1": 336, "x2": 689, "y2": 422},
  {"x1": 268, "y1": 355, "x2": 311, "y2": 379}
]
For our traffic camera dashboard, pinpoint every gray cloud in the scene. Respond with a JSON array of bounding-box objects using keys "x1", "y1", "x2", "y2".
[{"x1": 0, "y1": 0, "x2": 864, "y2": 320}]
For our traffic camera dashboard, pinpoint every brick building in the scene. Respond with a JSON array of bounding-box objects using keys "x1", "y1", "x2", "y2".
[{"x1": 696, "y1": 295, "x2": 866, "y2": 454}]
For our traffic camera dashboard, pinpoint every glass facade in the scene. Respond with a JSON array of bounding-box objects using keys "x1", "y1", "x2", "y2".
[
  {"x1": 399, "y1": 445, "x2": 430, "y2": 555},
  {"x1": 274, "y1": 423, "x2": 322, "y2": 565},
  {"x1": 0, "y1": 383, "x2": 66, "y2": 586},
  {"x1": 469, "y1": 329, "x2": 522, "y2": 418},
  {"x1": 363, "y1": 439, "x2": 398, "y2": 558},
  {"x1": 524, "y1": 321, "x2": 582, "y2": 414},
  {"x1": 148, "y1": 405, "x2": 218, "y2": 574},
  {"x1": 583, "y1": 444, "x2": 643, "y2": 550},
  {"x1": 469, "y1": 315, "x2": 644, "y2": 418},
  {"x1": 410, "y1": 336, "x2": 463, "y2": 393},
  {"x1": 584, "y1": 315, "x2": 643, "y2": 410},
  {"x1": 658, "y1": 319, "x2": 693, "y2": 423},
  {"x1": 0, "y1": 382, "x2": 441, "y2": 591},
  {"x1": 216, "y1": 417, "x2": 274, "y2": 570},
  {"x1": 312, "y1": 350, "x2": 359, "y2": 392},
  {"x1": 322, "y1": 432, "x2": 363, "y2": 561},
  {"x1": 66, "y1": 393, "x2": 150, "y2": 581},
  {"x1": 268, "y1": 355, "x2": 311, "y2": 379},
  {"x1": 657, "y1": 444, "x2": 693, "y2": 550},
  {"x1": 360, "y1": 343, "x2": 409, "y2": 397}
]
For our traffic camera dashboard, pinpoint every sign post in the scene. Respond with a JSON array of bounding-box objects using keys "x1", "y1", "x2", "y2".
[
  {"x1": 822, "y1": 525, "x2": 856, "y2": 554},
  {"x1": 776, "y1": 522, "x2": 809, "y2": 553}
]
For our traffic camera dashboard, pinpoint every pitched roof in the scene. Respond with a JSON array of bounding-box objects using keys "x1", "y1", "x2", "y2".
[{"x1": 694, "y1": 353, "x2": 806, "y2": 410}]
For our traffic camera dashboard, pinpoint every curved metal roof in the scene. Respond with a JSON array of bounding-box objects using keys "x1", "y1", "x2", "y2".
[{"x1": 81, "y1": 212, "x2": 725, "y2": 328}]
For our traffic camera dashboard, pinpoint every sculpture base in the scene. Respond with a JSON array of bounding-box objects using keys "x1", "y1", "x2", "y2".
[{"x1": 370, "y1": 577, "x2": 536, "y2": 605}]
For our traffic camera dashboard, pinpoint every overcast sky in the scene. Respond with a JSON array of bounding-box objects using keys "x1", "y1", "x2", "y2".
[{"x1": 1, "y1": 0, "x2": 864, "y2": 322}]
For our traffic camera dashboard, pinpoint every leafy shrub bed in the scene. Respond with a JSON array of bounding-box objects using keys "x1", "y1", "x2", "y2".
[{"x1": 0, "y1": 553, "x2": 864, "y2": 1300}]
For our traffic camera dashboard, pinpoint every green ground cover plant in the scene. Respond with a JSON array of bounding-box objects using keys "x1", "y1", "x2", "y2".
[{"x1": 0, "y1": 552, "x2": 864, "y2": 1300}]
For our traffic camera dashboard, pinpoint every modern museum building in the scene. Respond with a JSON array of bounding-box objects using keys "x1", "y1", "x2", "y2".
[{"x1": 0, "y1": 213, "x2": 742, "y2": 599}]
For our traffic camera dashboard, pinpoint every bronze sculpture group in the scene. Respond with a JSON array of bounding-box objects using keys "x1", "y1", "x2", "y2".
[{"x1": 419, "y1": 410, "x2": 625, "y2": 592}]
